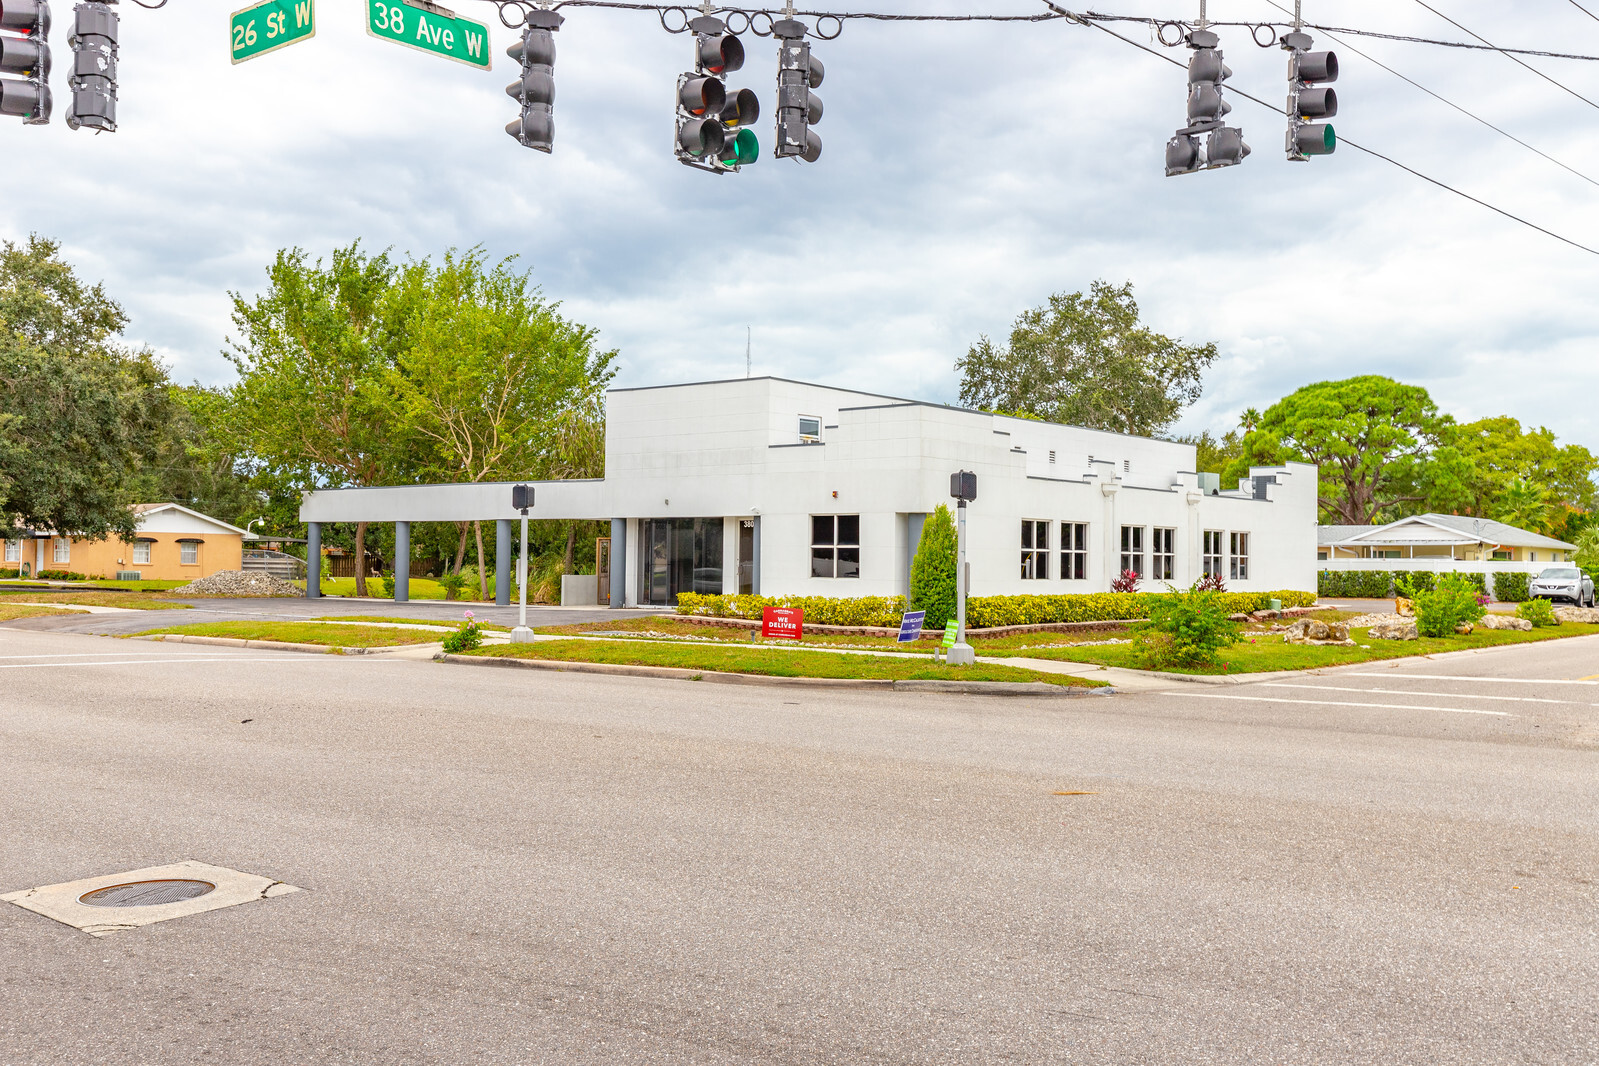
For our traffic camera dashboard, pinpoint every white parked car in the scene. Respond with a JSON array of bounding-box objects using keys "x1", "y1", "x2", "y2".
[{"x1": 1529, "y1": 567, "x2": 1594, "y2": 606}]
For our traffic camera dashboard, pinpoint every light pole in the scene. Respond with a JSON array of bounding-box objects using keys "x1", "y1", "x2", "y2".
[
  {"x1": 511, "y1": 485, "x2": 534, "y2": 643},
  {"x1": 947, "y1": 471, "x2": 977, "y2": 666}
]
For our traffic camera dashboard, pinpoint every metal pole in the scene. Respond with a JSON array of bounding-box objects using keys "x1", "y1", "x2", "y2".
[
  {"x1": 306, "y1": 522, "x2": 321, "y2": 599},
  {"x1": 948, "y1": 499, "x2": 976, "y2": 665},
  {"x1": 511, "y1": 514, "x2": 532, "y2": 642},
  {"x1": 394, "y1": 521, "x2": 410, "y2": 603}
]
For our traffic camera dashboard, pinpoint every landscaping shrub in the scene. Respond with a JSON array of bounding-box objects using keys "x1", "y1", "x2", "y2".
[
  {"x1": 440, "y1": 611, "x2": 483, "y2": 652},
  {"x1": 36, "y1": 569, "x2": 87, "y2": 581},
  {"x1": 1394, "y1": 570, "x2": 1437, "y2": 594},
  {"x1": 1110, "y1": 569, "x2": 1140, "y2": 593},
  {"x1": 1317, "y1": 570, "x2": 1394, "y2": 598},
  {"x1": 909, "y1": 504, "x2": 957, "y2": 628},
  {"x1": 1398, "y1": 573, "x2": 1486, "y2": 638},
  {"x1": 1134, "y1": 583, "x2": 1240, "y2": 667},
  {"x1": 676, "y1": 590, "x2": 1316, "y2": 629},
  {"x1": 1493, "y1": 571, "x2": 1530, "y2": 602},
  {"x1": 1195, "y1": 572, "x2": 1226, "y2": 592},
  {"x1": 438, "y1": 572, "x2": 467, "y2": 601},
  {"x1": 380, "y1": 571, "x2": 396, "y2": 598},
  {"x1": 1516, "y1": 597, "x2": 1557, "y2": 627}
]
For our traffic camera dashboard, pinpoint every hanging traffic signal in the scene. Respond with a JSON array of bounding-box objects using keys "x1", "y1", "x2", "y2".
[
  {"x1": 675, "y1": 15, "x2": 757, "y2": 173},
  {"x1": 1281, "y1": 30, "x2": 1337, "y2": 160},
  {"x1": 505, "y1": 9, "x2": 562, "y2": 153},
  {"x1": 66, "y1": 0, "x2": 115, "y2": 132},
  {"x1": 773, "y1": 18, "x2": 822, "y2": 162},
  {"x1": 1165, "y1": 29, "x2": 1249, "y2": 176},
  {"x1": 0, "y1": 0, "x2": 51, "y2": 125}
]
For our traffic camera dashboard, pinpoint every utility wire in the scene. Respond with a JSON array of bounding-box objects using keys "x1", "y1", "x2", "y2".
[
  {"x1": 1041, "y1": 1, "x2": 1599, "y2": 258},
  {"x1": 1568, "y1": 0, "x2": 1599, "y2": 25},
  {"x1": 1260, "y1": 0, "x2": 1599, "y2": 191},
  {"x1": 1411, "y1": 0, "x2": 1599, "y2": 112}
]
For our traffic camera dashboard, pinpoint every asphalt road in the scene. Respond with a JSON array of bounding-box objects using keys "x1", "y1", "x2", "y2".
[{"x1": 1, "y1": 627, "x2": 1595, "y2": 1064}]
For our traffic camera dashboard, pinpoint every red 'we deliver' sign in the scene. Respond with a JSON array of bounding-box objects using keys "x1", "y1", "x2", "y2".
[{"x1": 761, "y1": 606, "x2": 803, "y2": 641}]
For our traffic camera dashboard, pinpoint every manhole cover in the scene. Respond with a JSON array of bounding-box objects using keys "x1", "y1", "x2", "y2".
[{"x1": 78, "y1": 880, "x2": 216, "y2": 908}]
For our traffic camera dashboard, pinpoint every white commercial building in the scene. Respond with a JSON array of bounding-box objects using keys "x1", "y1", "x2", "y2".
[{"x1": 299, "y1": 377, "x2": 1319, "y2": 605}]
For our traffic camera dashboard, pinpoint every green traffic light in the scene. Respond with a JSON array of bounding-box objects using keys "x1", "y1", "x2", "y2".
[{"x1": 720, "y1": 128, "x2": 758, "y2": 167}]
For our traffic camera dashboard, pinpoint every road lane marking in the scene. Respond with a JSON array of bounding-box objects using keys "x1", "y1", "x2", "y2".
[
  {"x1": 1344, "y1": 672, "x2": 1599, "y2": 686},
  {"x1": 1262, "y1": 683, "x2": 1573, "y2": 705},
  {"x1": 0, "y1": 657, "x2": 303, "y2": 670},
  {"x1": 1161, "y1": 692, "x2": 1511, "y2": 716},
  {"x1": 0, "y1": 652, "x2": 223, "y2": 660}
]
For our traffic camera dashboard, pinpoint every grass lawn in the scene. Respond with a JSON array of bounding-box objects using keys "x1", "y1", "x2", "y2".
[
  {"x1": 0, "y1": 579, "x2": 189, "y2": 593},
  {"x1": 0, "y1": 603, "x2": 90, "y2": 621},
  {"x1": 315, "y1": 614, "x2": 513, "y2": 632},
  {"x1": 542, "y1": 615, "x2": 1136, "y2": 652},
  {"x1": 304, "y1": 577, "x2": 537, "y2": 603},
  {"x1": 1008, "y1": 622, "x2": 1599, "y2": 674},
  {"x1": 0, "y1": 590, "x2": 190, "y2": 610},
  {"x1": 135, "y1": 620, "x2": 441, "y2": 648},
  {"x1": 461, "y1": 639, "x2": 1105, "y2": 687}
]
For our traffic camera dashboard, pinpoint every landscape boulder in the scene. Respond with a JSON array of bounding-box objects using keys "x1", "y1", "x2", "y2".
[
  {"x1": 1252, "y1": 609, "x2": 1281, "y2": 622},
  {"x1": 1553, "y1": 606, "x2": 1599, "y2": 624},
  {"x1": 1367, "y1": 621, "x2": 1418, "y2": 641},
  {"x1": 171, "y1": 570, "x2": 304, "y2": 598},
  {"x1": 1478, "y1": 614, "x2": 1533, "y2": 631},
  {"x1": 1282, "y1": 619, "x2": 1354, "y2": 646},
  {"x1": 1395, "y1": 597, "x2": 1414, "y2": 617}
]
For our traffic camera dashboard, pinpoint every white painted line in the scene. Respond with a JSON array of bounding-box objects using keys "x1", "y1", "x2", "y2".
[
  {"x1": 1160, "y1": 692, "x2": 1511, "y2": 717},
  {"x1": 1262, "y1": 683, "x2": 1574, "y2": 705},
  {"x1": 1344, "y1": 672, "x2": 1599, "y2": 686},
  {"x1": 0, "y1": 652, "x2": 220, "y2": 660},
  {"x1": 0, "y1": 657, "x2": 305, "y2": 670}
]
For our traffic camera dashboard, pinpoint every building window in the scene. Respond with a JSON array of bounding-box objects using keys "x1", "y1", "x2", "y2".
[
  {"x1": 1151, "y1": 527, "x2": 1176, "y2": 581},
  {"x1": 1119, "y1": 525, "x2": 1145, "y2": 577},
  {"x1": 1376, "y1": 549, "x2": 1401, "y2": 560},
  {"x1": 811, "y1": 515, "x2": 859, "y2": 578},
  {"x1": 53, "y1": 538, "x2": 70, "y2": 563},
  {"x1": 133, "y1": 541, "x2": 152, "y2": 565},
  {"x1": 1491, "y1": 550, "x2": 1511, "y2": 561},
  {"x1": 1530, "y1": 551, "x2": 1538, "y2": 562},
  {"x1": 799, "y1": 416, "x2": 821, "y2": 443},
  {"x1": 1230, "y1": 532, "x2": 1250, "y2": 580},
  {"x1": 1060, "y1": 522, "x2": 1088, "y2": 580},
  {"x1": 1021, "y1": 520, "x2": 1049, "y2": 579},
  {"x1": 3, "y1": 539, "x2": 18, "y2": 563},
  {"x1": 181, "y1": 542, "x2": 198, "y2": 565},
  {"x1": 1203, "y1": 531, "x2": 1223, "y2": 578},
  {"x1": 1317, "y1": 550, "x2": 1328, "y2": 561}
]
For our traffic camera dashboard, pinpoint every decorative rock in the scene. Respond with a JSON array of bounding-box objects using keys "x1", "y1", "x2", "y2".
[
  {"x1": 1368, "y1": 621, "x2": 1418, "y2": 641},
  {"x1": 1479, "y1": 614, "x2": 1533, "y2": 631},
  {"x1": 1553, "y1": 606, "x2": 1599, "y2": 624},
  {"x1": 171, "y1": 570, "x2": 304, "y2": 598},
  {"x1": 1395, "y1": 597, "x2": 1414, "y2": 617},
  {"x1": 1228, "y1": 613, "x2": 1250, "y2": 622},
  {"x1": 1282, "y1": 619, "x2": 1353, "y2": 645},
  {"x1": 1455, "y1": 622, "x2": 1474, "y2": 635},
  {"x1": 1252, "y1": 609, "x2": 1281, "y2": 621}
]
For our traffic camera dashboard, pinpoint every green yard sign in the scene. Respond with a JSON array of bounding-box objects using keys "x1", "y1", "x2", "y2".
[
  {"x1": 941, "y1": 621, "x2": 958, "y2": 649},
  {"x1": 230, "y1": 0, "x2": 315, "y2": 64},
  {"x1": 367, "y1": 0, "x2": 492, "y2": 70}
]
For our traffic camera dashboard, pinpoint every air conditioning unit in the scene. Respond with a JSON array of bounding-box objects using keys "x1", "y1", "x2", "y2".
[{"x1": 115, "y1": 571, "x2": 142, "y2": 581}]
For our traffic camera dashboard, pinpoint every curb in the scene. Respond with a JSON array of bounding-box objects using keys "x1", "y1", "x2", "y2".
[
  {"x1": 132, "y1": 633, "x2": 414, "y2": 656},
  {"x1": 431, "y1": 653, "x2": 1113, "y2": 697}
]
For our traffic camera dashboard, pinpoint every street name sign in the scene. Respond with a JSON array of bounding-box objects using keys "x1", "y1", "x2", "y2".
[
  {"x1": 367, "y1": 0, "x2": 492, "y2": 70},
  {"x1": 231, "y1": 0, "x2": 315, "y2": 64}
]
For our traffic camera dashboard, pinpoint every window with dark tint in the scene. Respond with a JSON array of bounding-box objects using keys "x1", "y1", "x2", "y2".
[
  {"x1": 812, "y1": 515, "x2": 860, "y2": 578},
  {"x1": 1119, "y1": 526, "x2": 1145, "y2": 577},
  {"x1": 1021, "y1": 520, "x2": 1049, "y2": 579},
  {"x1": 1151, "y1": 527, "x2": 1175, "y2": 580},
  {"x1": 1230, "y1": 531, "x2": 1250, "y2": 580},
  {"x1": 1060, "y1": 522, "x2": 1087, "y2": 580},
  {"x1": 1203, "y1": 530, "x2": 1223, "y2": 577}
]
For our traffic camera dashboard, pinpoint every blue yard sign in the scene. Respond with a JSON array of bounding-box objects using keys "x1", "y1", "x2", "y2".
[{"x1": 897, "y1": 610, "x2": 926, "y2": 644}]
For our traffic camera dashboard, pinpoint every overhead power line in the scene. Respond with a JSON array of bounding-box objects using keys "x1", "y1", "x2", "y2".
[
  {"x1": 1568, "y1": 0, "x2": 1599, "y2": 25},
  {"x1": 1260, "y1": 0, "x2": 1599, "y2": 191},
  {"x1": 1041, "y1": 1, "x2": 1599, "y2": 258},
  {"x1": 1411, "y1": 0, "x2": 1599, "y2": 112}
]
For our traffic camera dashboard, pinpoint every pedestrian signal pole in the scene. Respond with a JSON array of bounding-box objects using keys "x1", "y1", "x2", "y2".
[{"x1": 948, "y1": 471, "x2": 977, "y2": 666}]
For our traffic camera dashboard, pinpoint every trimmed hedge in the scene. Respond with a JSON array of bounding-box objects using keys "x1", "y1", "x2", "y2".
[
  {"x1": 1493, "y1": 571, "x2": 1530, "y2": 603},
  {"x1": 36, "y1": 569, "x2": 88, "y2": 581},
  {"x1": 675, "y1": 590, "x2": 1316, "y2": 629},
  {"x1": 1319, "y1": 570, "x2": 1489, "y2": 598}
]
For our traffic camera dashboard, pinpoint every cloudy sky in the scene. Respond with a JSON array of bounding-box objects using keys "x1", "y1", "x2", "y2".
[{"x1": 4, "y1": 0, "x2": 1598, "y2": 444}]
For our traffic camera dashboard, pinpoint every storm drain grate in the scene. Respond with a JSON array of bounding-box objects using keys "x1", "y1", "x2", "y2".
[{"x1": 78, "y1": 880, "x2": 216, "y2": 908}]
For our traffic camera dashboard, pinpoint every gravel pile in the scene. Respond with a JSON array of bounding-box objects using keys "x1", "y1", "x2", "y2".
[
  {"x1": 172, "y1": 570, "x2": 304, "y2": 598},
  {"x1": 1346, "y1": 612, "x2": 1406, "y2": 627}
]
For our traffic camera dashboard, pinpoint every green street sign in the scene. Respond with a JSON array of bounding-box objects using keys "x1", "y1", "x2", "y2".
[
  {"x1": 367, "y1": 0, "x2": 492, "y2": 70},
  {"x1": 231, "y1": 0, "x2": 315, "y2": 64}
]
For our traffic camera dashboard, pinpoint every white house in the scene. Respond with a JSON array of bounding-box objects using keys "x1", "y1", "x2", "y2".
[
  {"x1": 298, "y1": 377, "x2": 1320, "y2": 605},
  {"x1": 1318, "y1": 513, "x2": 1577, "y2": 584}
]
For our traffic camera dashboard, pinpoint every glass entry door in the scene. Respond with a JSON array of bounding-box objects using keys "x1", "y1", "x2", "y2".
[{"x1": 639, "y1": 518, "x2": 723, "y2": 605}]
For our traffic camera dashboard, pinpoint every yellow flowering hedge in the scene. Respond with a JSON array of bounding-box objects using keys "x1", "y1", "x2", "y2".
[{"x1": 675, "y1": 590, "x2": 1315, "y2": 628}]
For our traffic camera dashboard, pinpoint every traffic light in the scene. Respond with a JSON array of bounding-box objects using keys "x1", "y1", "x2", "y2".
[
  {"x1": 0, "y1": 0, "x2": 51, "y2": 125},
  {"x1": 675, "y1": 15, "x2": 757, "y2": 173},
  {"x1": 66, "y1": 0, "x2": 115, "y2": 132},
  {"x1": 773, "y1": 18, "x2": 822, "y2": 162},
  {"x1": 1165, "y1": 29, "x2": 1249, "y2": 176},
  {"x1": 1281, "y1": 30, "x2": 1337, "y2": 160},
  {"x1": 505, "y1": 9, "x2": 562, "y2": 153}
]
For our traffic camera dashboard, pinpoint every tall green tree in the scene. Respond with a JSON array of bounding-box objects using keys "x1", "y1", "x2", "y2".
[
  {"x1": 0, "y1": 236, "x2": 168, "y2": 540},
  {"x1": 386, "y1": 248, "x2": 616, "y2": 597},
  {"x1": 1229, "y1": 376, "x2": 1449, "y2": 525},
  {"x1": 1171, "y1": 428, "x2": 1243, "y2": 477},
  {"x1": 222, "y1": 243, "x2": 412, "y2": 595},
  {"x1": 910, "y1": 504, "x2": 958, "y2": 628},
  {"x1": 956, "y1": 280, "x2": 1217, "y2": 437},
  {"x1": 1422, "y1": 415, "x2": 1596, "y2": 528}
]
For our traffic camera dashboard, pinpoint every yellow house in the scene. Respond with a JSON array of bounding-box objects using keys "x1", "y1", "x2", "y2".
[{"x1": 3, "y1": 503, "x2": 248, "y2": 581}]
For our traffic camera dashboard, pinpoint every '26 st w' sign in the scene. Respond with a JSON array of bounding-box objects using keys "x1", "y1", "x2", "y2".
[{"x1": 367, "y1": 0, "x2": 492, "y2": 70}]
